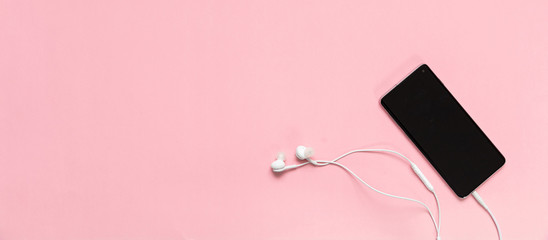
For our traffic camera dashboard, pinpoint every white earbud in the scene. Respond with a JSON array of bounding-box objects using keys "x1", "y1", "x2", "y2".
[
  {"x1": 270, "y1": 152, "x2": 287, "y2": 172},
  {"x1": 296, "y1": 145, "x2": 314, "y2": 160},
  {"x1": 296, "y1": 145, "x2": 318, "y2": 165},
  {"x1": 271, "y1": 152, "x2": 301, "y2": 172}
]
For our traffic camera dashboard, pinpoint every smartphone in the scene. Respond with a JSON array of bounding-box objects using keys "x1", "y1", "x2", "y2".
[{"x1": 381, "y1": 64, "x2": 505, "y2": 198}]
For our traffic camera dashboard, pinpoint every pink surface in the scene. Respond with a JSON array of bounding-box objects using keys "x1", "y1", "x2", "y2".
[{"x1": 1, "y1": 0, "x2": 547, "y2": 239}]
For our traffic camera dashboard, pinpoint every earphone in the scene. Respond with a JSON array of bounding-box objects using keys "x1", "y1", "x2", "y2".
[
  {"x1": 272, "y1": 146, "x2": 503, "y2": 240},
  {"x1": 272, "y1": 146, "x2": 442, "y2": 240},
  {"x1": 271, "y1": 146, "x2": 316, "y2": 172}
]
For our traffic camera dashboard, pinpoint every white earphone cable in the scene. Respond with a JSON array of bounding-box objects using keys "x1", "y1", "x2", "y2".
[
  {"x1": 295, "y1": 149, "x2": 441, "y2": 236},
  {"x1": 277, "y1": 147, "x2": 504, "y2": 239},
  {"x1": 326, "y1": 149, "x2": 415, "y2": 165},
  {"x1": 315, "y1": 160, "x2": 440, "y2": 240},
  {"x1": 472, "y1": 191, "x2": 502, "y2": 240},
  {"x1": 434, "y1": 190, "x2": 441, "y2": 239},
  {"x1": 276, "y1": 148, "x2": 442, "y2": 239}
]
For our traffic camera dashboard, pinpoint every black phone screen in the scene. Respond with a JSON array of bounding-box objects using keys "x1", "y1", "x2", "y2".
[{"x1": 381, "y1": 64, "x2": 505, "y2": 198}]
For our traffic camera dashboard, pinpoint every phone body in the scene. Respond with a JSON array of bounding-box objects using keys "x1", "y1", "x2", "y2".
[{"x1": 381, "y1": 64, "x2": 505, "y2": 198}]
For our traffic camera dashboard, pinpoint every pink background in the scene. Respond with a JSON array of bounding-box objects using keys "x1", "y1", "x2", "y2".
[{"x1": 1, "y1": 0, "x2": 547, "y2": 239}]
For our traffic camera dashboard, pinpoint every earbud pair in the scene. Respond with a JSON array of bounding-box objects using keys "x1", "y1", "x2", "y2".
[
  {"x1": 271, "y1": 146, "x2": 315, "y2": 172},
  {"x1": 269, "y1": 146, "x2": 442, "y2": 239}
]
